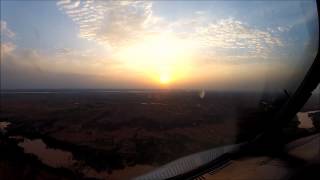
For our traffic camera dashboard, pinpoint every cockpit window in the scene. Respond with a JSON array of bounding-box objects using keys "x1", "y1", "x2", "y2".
[{"x1": 0, "y1": 0, "x2": 318, "y2": 179}]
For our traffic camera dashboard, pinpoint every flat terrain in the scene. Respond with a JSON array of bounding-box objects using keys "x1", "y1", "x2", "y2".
[{"x1": 1, "y1": 90, "x2": 317, "y2": 179}]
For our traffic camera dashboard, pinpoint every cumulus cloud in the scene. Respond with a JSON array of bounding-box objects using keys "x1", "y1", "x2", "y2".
[
  {"x1": 172, "y1": 17, "x2": 283, "y2": 59},
  {"x1": 57, "y1": 0, "x2": 152, "y2": 47},
  {"x1": 1, "y1": 20, "x2": 15, "y2": 39},
  {"x1": 57, "y1": 0, "x2": 283, "y2": 59}
]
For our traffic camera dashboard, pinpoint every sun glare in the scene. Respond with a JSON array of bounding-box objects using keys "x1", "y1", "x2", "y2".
[
  {"x1": 160, "y1": 73, "x2": 171, "y2": 84},
  {"x1": 115, "y1": 33, "x2": 195, "y2": 86}
]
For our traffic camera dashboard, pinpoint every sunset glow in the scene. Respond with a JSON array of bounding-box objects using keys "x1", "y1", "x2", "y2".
[
  {"x1": 115, "y1": 33, "x2": 195, "y2": 86},
  {"x1": 159, "y1": 72, "x2": 171, "y2": 85},
  {"x1": 1, "y1": 0, "x2": 317, "y2": 90},
  {"x1": 0, "y1": 1, "x2": 319, "y2": 179}
]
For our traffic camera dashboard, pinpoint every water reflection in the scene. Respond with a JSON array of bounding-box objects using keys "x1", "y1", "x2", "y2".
[
  {"x1": 297, "y1": 110, "x2": 320, "y2": 129},
  {"x1": 16, "y1": 137, "x2": 154, "y2": 179},
  {"x1": 18, "y1": 138, "x2": 76, "y2": 168}
]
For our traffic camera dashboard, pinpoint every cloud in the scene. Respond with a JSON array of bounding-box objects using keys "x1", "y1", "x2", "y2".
[
  {"x1": 56, "y1": 47, "x2": 73, "y2": 55},
  {"x1": 277, "y1": 26, "x2": 290, "y2": 32},
  {"x1": 170, "y1": 17, "x2": 283, "y2": 59},
  {"x1": 57, "y1": 0, "x2": 283, "y2": 60},
  {"x1": 1, "y1": 42, "x2": 16, "y2": 55},
  {"x1": 57, "y1": 0, "x2": 80, "y2": 9},
  {"x1": 57, "y1": 0, "x2": 152, "y2": 47},
  {"x1": 1, "y1": 20, "x2": 15, "y2": 39},
  {"x1": 0, "y1": 47, "x2": 150, "y2": 89},
  {"x1": 1, "y1": 21, "x2": 16, "y2": 59}
]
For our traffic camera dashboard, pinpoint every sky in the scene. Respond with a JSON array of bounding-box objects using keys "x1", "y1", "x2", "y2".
[{"x1": 1, "y1": 0, "x2": 318, "y2": 91}]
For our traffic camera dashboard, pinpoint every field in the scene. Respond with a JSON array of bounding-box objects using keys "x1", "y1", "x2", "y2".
[{"x1": 1, "y1": 89, "x2": 314, "y2": 179}]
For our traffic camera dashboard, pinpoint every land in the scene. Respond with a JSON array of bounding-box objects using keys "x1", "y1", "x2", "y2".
[{"x1": 0, "y1": 89, "x2": 319, "y2": 179}]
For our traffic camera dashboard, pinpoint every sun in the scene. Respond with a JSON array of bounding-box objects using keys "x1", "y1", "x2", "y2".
[
  {"x1": 159, "y1": 73, "x2": 171, "y2": 84},
  {"x1": 114, "y1": 33, "x2": 195, "y2": 87}
]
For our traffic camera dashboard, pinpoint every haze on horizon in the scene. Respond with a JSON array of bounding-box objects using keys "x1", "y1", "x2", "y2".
[{"x1": 1, "y1": 0, "x2": 318, "y2": 91}]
